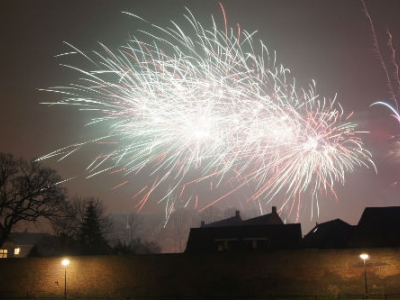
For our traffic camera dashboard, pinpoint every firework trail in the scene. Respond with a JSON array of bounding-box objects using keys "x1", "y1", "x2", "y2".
[
  {"x1": 361, "y1": 0, "x2": 400, "y2": 107},
  {"x1": 362, "y1": 0, "x2": 400, "y2": 167},
  {"x1": 39, "y1": 5, "x2": 375, "y2": 221}
]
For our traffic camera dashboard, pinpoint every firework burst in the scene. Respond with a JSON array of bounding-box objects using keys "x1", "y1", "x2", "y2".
[{"x1": 39, "y1": 5, "x2": 375, "y2": 221}]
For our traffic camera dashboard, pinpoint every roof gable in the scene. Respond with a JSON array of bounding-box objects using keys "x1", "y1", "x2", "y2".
[
  {"x1": 358, "y1": 206, "x2": 400, "y2": 227},
  {"x1": 301, "y1": 219, "x2": 354, "y2": 248},
  {"x1": 202, "y1": 211, "x2": 242, "y2": 227},
  {"x1": 7, "y1": 232, "x2": 51, "y2": 246},
  {"x1": 242, "y1": 212, "x2": 283, "y2": 226},
  {"x1": 201, "y1": 207, "x2": 283, "y2": 227},
  {"x1": 349, "y1": 206, "x2": 400, "y2": 248}
]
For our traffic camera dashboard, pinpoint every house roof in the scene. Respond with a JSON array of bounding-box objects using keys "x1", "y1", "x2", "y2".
[
  {"x1": 241, "y1": 207, "x2": 283, "y2": 226},
  {"x1": 201, "y1": 211, "x2": 243, "y2": 227},
  {"x1": 348, "y1": 206, "x2": 400, "y2": 248},
  {"x1": 301, "y1": 219, "x2": 354, "y2": 249},
  {"x1": 357, "y1": 206, "x2": 400, "y2": 227},
  {"x1": 201, "y1": 206, "x2": 282, "y2": 227},
  {"x1": 187, "y1": 207, "x2": 301, "y2": 252},
  {"x1": 185, "y1": 223, "x2": 302, "y2": 252},
  {"x1": 7, "y1": 232, "x2": 51, "y2": 246}
]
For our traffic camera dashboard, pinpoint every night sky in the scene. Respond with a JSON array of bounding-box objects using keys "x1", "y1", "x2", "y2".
[{"x1": 2, "y1": 0, "x2": 400, "y2": 233}]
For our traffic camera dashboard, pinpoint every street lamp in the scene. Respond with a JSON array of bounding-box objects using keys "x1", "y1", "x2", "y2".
[
  {"x1": 360, "y1": 253, "x2": 369, "y2": 299},
  {"x1": 61, "y1": 259, "x2": 70, "y2": 300}
]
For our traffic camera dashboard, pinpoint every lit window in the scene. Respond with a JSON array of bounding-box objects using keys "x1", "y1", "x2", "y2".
[
  {"x1": 0, "y1": 249, "x2": 8, "y2": 258},
  {"x1": 14, "y1": 248, "x2": 20, "y2": 255}
]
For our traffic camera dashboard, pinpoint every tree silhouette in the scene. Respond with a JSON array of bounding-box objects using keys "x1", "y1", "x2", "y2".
[
  {"x1": 78, "y1": 201, "x2": 110, "y2": 255},
  {"x1": 0, "y1": 153, "x2": 67, "y2": 247}
]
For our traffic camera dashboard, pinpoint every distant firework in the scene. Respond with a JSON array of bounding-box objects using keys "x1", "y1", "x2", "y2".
[
  {"x1": 40, "y1": 5, "x2": 376, "y2": 221},
  {"x1": 363, "y1": 0, "x2": 400, "y2": 169}
]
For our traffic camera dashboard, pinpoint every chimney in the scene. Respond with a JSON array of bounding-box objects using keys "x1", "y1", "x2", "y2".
[
  {"x1": 272, "y1": 206, "x2": 277, "y2": 214},
  {"x1": 201, "y1": 220, "x2": 205, "y2": 227},
  {"x1": 235, "y1": 210, "x2": 240, "y2": 218}
]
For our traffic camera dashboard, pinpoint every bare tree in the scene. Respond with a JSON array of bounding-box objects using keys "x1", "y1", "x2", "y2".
[
  {"x1": 142, "y1": 240, "x2": 161, "y2": 254},
  {"x1": 167, "y1": 208, "x2": 200, "y2": 252},
  {"x1": 199, "y1": 206, "x2": 223, "y2": 225},
  {"x1": 124, "y1": 212, "x2": 142, "y2": 244},
  {"x1": 0, "y1": 153, "x2": 67, "y2": 247},
  {"x1": 223, "y1": 207, "x2": 239, "y2": 218},
  {"x1": 107, "y1": 212, "x2": 142, "y2": 246}
]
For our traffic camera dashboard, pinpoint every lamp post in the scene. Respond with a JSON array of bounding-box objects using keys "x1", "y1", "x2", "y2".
[
  {"x1": 61, "y1": 259, "x2": 70, "y2": 300},
  {"x1": 360, "y1": 253, "x2": 369, "y2": 299}
]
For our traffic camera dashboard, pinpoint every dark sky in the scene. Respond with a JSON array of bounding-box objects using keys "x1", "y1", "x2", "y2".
[{"x1": 2, "y1": 0, "x2": 400, "y2": 233}]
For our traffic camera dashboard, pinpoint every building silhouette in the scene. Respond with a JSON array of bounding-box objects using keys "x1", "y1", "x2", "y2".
[{"x1": 186, "y1": 207, "x2": 302, "y2": 252}]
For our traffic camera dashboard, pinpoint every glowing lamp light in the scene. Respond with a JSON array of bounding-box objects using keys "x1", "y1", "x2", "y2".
[
  {"x1": 359, "y1": 253, "x2": 369, "y2": 298},
  {"x1": 61, "y1": 258, "x2": 70, "y2": 300},
  {"x1": 61, "y1": 258, "x2": 70, "y2": 266},
  {"x1": 360, "y1": 253, "x2": 369, "y2": 261}
]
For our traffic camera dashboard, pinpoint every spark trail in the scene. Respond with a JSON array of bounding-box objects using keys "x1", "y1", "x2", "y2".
[
  {"x1": 39, "y1": 5, "x2": 376, "y2": 221},
  {"x1": 362, "y1": 0, "x2": 400, "y2": 167}
]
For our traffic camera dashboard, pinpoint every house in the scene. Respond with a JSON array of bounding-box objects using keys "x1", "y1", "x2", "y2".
[
  {"x1": 301, "y1": 219, "x2": 354, "y2": 249},
  {"x1": 348, "y1": 206, "x2": 400, "y2": 248},
  {"x1": 300, "y1": 206, "x2": 400, "y2": 249},
  {"x1": 0, "y1": 232, "x2": 53, "y2": 258},
  {"x1": 185, "y1": 207, "x2": 302, "y2": 253}
]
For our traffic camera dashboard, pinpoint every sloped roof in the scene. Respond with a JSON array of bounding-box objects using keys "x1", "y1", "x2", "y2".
[
  {"x1": 202, "y1": 207, "x2": 282, "y2": 227},
  {"x1": 357, "y1": 206, "x2": 400, "y2": 227},
  {"x1": 348, "y1": 206, "x2": 400, "y2": 247},
  {"x1": 241, "y1": 211, "x2": 283, "y2": 226},
  {"x1": 301, "y1": 219, "x2": 354, "y2": 249},
  {"x1": 201, "y1": 211, "x2": 243, "y2": 227},
  {"x1": 7, "y1": 232, "x2": 51, "y2": 246}
]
